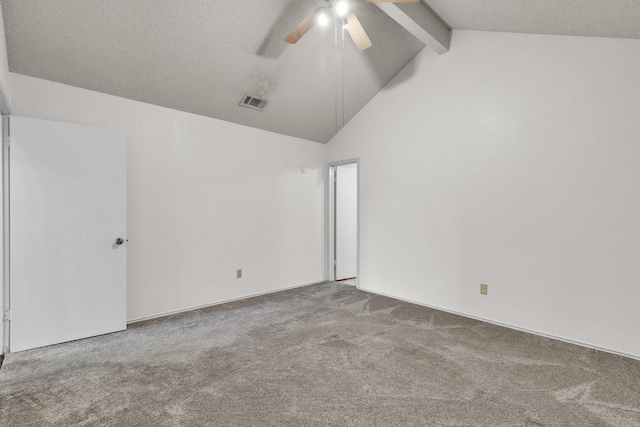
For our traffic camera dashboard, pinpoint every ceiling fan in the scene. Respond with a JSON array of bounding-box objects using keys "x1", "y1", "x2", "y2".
[{"x1": 285, "y1": 0, "x2": 419, "y2": 51}]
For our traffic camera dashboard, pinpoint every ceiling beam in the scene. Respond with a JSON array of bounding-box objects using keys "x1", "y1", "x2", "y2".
[{"x1": 374, "y1": 2, "x2": 451, "y2": 54}]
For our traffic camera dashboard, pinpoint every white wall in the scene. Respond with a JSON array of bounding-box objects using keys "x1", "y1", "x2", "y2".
[
  {"x1": 327, "y1": 30, "x2": 640, "y2": 358},
  {"x1": 11, "y1": 73, "x2": 325, "y2": 321},
  {"x1": 335, "y1": 163, "x2": 358, "y2": 280}
]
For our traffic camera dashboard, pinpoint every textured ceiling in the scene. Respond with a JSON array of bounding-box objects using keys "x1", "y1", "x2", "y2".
[
  {"x1": 425, "y1": 0, "x2": 640, "y2": 40},
  {"x1": 3, "y1": 1, "x2": 640, "y2": 144},
  {"x1": 0, "y1": 0, "x2": 424, "y2": 143}
]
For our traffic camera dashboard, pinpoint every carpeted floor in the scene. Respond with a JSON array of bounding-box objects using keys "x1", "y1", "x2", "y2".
[{"x1": 1, "y1": 282, "x2": 639, "y2": 426}]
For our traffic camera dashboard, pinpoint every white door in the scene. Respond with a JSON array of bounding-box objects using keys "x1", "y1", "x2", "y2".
[
  {"x1": 335, "y1": 163, "x2": 358, "y2": 280},
  {"x1": 9, "y1": 116, "x2": 127, "y2": 352}
]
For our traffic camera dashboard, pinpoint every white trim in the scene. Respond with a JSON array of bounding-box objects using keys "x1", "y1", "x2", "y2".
[
  {"x1": 325, "y1": 159, "x2": 360, "y2": 287},
  {"x1": 127, "y1": 280, "x2": 325, "y2": 324},
  {"x1": 1, "y1": 116, "x2": 9, "y2": 354},
  {"x1": 359, "y1": 286, "x2": 640, "y2": 362},
  {"x1": 1, "y1": 78, "x2": 9, "y2": 354}
]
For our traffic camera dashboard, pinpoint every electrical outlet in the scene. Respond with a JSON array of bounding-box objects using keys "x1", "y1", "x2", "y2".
[
  {"x1": 237, "y1": 269, "x2": 242, "y2": 279},
  {"x1": 480, "y1": 284, "x2": 488, "y2": 295}
]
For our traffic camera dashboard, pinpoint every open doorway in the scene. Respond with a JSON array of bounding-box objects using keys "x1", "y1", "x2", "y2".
[{"x1": 327, "y1": 159, "x2": 359, "y2": 287}]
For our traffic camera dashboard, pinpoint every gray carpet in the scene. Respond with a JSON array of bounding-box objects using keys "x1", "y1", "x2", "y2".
[{"x1": 1, "y1": 282, "x2": 639, "y2": 426}]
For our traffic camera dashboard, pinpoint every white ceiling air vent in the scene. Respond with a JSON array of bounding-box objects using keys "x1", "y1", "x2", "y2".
[{"x1": 240, "y1": 94, "x2": 268, "y2": 111}]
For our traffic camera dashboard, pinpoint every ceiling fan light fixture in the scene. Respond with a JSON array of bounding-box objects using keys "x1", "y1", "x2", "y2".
[
  {"x1": 317, "y1": 11, "x2": 330, "y2": 27},
  {"x1": 335, "y1": 1, "x2": 350, "y2": 18}
]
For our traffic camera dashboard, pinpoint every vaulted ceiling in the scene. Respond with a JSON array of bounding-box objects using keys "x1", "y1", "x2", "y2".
[{"x1": 2, "y1": 1, "x2": 640, "y2": 143}]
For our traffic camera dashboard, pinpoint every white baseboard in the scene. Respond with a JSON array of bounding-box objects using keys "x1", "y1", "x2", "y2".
[
  {"x1": 127, "y1": 280, "x2": 325, "y2": 324},
  {"x1": 358, "y1": 286, "x2": 640, "y2": 362}
]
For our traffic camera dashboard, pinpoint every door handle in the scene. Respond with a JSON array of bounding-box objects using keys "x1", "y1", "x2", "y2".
[{"x1": 115, "y1": 238, "x2": 124, "y2": 245}]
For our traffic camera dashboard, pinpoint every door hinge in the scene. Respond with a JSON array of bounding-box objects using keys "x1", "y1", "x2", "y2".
[{"x1": 3, "y1": 309, "x2": 10, "y2": 322}]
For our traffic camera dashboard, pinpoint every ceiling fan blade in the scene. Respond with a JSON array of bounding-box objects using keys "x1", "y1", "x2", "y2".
[
  {"x1": 346, "y1": 12, "x2": 372, "y2": 51},
  {"x1": 285, "y1": 8, "x2": 321, "y2": 44},
  {"x1": 356, "y1": 0, "x2": 420, "y2": 3}
]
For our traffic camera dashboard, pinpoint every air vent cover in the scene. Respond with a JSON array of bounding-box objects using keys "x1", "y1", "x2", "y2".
[{"x1": 240, "y1": 95, "x2": 268, "y2": 111}]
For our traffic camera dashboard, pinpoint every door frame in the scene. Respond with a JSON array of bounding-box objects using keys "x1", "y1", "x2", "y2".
[
  {"x1": 1, "y1": 81, "x2": 11, "y2": 355},
  {"x1": 325, "y1": 158, "x2": 360, "y2": 287}
]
